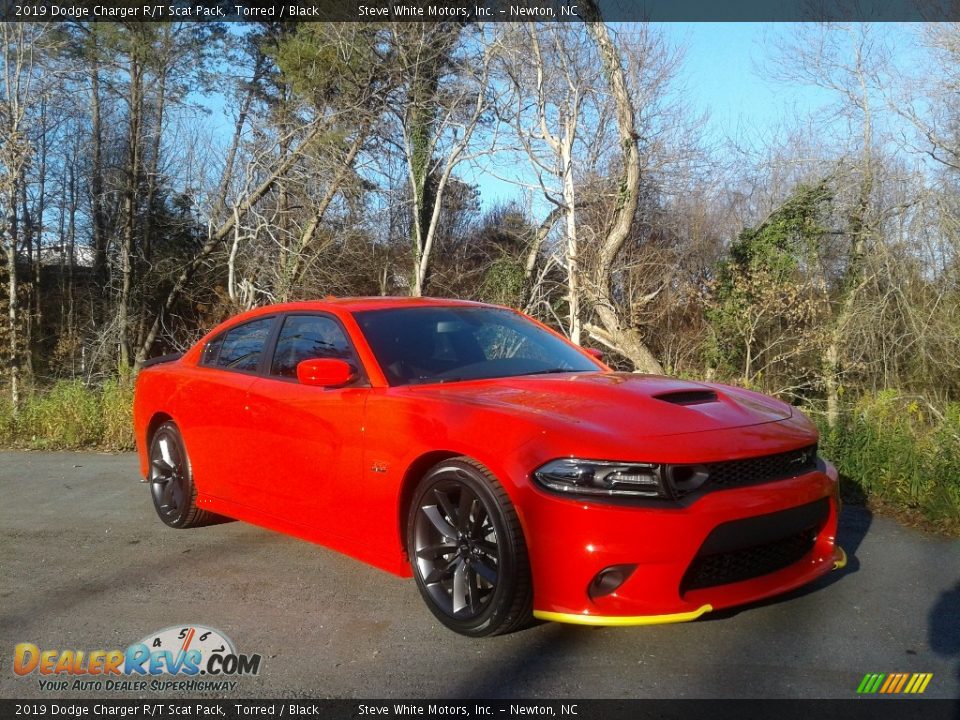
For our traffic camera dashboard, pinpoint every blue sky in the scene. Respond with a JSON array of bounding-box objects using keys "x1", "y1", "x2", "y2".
[
  {"x1": 470, "y1": 22, "x2": 834, "y2": 209},
  {"x1": 470, "y1": 22, "x2": 925, "y2": 210},
  {"x1": 661, "y1": 23, "x2": 798, "y2": 136},
  {"x1": 657, "y1": 23, "x2": 910, "y2": 140}
]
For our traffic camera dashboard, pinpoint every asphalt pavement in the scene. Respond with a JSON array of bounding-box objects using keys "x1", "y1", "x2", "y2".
[{"x1": 0, "y1": 451, "x2": 957, "y2": 700}]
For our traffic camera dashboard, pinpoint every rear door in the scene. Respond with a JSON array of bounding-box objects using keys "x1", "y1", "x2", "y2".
[
  {"x1": 244, "y1": 313, "x2": 368, "y2": 539},
  {"x1": 178, "y1": 315, "x2": 277, "y2": 505}
]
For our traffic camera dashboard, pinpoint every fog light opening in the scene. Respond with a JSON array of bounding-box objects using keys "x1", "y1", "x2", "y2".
[{"x1": 588, "y1": 564, "x2": 638, "y2": 601}]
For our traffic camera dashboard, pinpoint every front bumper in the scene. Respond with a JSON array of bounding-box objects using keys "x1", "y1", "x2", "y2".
[{"x1": 524, "y1": 461, "x2": 843, "y2": 624}]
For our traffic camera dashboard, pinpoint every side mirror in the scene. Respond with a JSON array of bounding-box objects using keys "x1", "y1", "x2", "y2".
[
  {"x1": 296, "y1": 358, "x2": 355, "y2": 388},
  {"x1": 584, "y1": 348, "x2": 604, "y2": 362}
]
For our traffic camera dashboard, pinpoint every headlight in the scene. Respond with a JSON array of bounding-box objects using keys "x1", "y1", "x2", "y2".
[{"x1": 533, "y1": 458, "x2": 669, "y2": 499}]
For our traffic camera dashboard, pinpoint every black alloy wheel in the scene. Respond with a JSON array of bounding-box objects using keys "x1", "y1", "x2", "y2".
[
  {"x1": 408, "y1": 458, "x2": 532, "y2": 637},
  {"x1": 148, "y1": 421, "x2": 223, "y2": 529}
]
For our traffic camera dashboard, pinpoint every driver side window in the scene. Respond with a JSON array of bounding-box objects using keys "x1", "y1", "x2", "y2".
[{"x1": 270, "y1": 315, "x2": 357, "y2": 378}]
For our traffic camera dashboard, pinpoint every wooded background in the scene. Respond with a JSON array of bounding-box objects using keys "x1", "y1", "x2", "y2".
[{"x1": 1, "y1": 16, "x2": 958, "y2": 527}]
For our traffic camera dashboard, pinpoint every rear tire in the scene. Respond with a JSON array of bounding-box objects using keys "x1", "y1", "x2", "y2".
[
  {"x1": 148, "y1": 421, "x2": 228, "y2": 529},
  {"x1": 407, "y1": 457, "x2": 533, "y2": 637}
]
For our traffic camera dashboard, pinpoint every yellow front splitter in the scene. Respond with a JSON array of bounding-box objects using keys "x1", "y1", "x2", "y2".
[
  {"x1": 538, "y1": 546, "x2": 847, "y2": 627},
  {"x1": 534, "y1": 604, "x2": 713, "y2": 627}
]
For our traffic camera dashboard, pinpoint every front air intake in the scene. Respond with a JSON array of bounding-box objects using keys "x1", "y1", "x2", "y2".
[
  {"x1": 654, "y1": 390, "x2": 718, "y2": 406},
  {"x1": 680, "y1": 498, "x2": 830, "y2": 593}
]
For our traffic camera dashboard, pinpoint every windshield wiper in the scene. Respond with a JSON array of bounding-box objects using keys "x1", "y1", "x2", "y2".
[
  {"x1": 407, "y1": 376, "x2": 466, "y2": 385},
  {"x1": 408, "y1": 368, "x2": 578, "y2": 385},
  {"x1": 513, "y1": 368, "x2": 577, "y2": 377}
]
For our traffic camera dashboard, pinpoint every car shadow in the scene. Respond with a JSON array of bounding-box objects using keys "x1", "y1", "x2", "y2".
[
  {"x1": 449, "y1": 622, "x2": 586, "y2": 698},
  {"x1": 929, "y1": 580, "x2": 960, "y2": 714},
  {"x1": 703, "y1": 501, "x2": 872, "y2": 621}
]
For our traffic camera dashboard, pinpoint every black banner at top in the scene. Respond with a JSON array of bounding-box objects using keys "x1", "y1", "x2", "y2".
[{"x1": 1, "y1": 0, "x2": 959, "y2": 23}]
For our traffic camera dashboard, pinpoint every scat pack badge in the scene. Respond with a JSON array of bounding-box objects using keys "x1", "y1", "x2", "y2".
[{"x1": 13, "y1": 625, "x2": 261, "y2": 693}]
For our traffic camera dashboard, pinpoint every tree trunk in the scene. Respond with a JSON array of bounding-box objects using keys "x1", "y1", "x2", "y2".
[
  {"x1": 19, "y1": 175, "x2": 33, "y2": 378},
  {"x1": 67, "y1": 157, "x2": 77, "y2": 371},
  {"x1": 6, "y1": 232, "x2": 18, "y2": 411},
  {"x1": 560, "y1": 140, "x2": 581, "y2": 344},
  {"x1": 55, "y1": 150, "x2": 67, "y2": 336},
  {"x1": 89, "y1": 54, "x2": 108, "y2": 290},
  {"x1": 580, "y1": 5, "x2": 662, "y2": 373},
  {"x1": 1, "y1": 24, "x2": 29, "y2": 411},
  {"x1": 118, "y1": 46, "x2": 143, "y2": 372},
  {"x1": 409, "y1": 75, "x2": 439, "y2": 297},
  {"x1": 822, "y1": 66, "x2": 874, "y2": 427},
  {"x1": 4, "y1": 160, "x2": 21, "y2": 408},
  {"x1": 522, "y1": 206, "x2": 563, "y2": 311},
  {"x1": 31, "y1": 97, "x2": 47, "y2": 377},
  {"x1": 136, "y1": 54, "x2": 166, "y2": 352}
]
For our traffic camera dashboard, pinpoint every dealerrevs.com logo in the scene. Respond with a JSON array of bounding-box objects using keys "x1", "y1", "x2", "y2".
[{"x1": 13, "y1": 625, "x2": 262, "y2": 693}]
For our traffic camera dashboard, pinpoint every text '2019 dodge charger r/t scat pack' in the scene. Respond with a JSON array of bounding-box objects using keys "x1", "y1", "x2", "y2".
[{"x1": 134, "y1": 297, "x2": 845, "y2": 636}]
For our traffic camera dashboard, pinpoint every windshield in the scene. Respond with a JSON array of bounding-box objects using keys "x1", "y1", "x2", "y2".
[{"x1": 354, "y1": 306, "x2": 599, "y2": 386}]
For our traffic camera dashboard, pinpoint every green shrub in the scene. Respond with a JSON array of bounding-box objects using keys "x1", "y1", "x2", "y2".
[
  {"x1": 816, "y1": 390, "x2": 960, "y2": 533},
  {"x1": 98, "y1": 380, "x2": 136, "y2": 451},
  {"x1": 0, "y1": 380, "x2": 134, "y2": 451},
  {"x1": 478, "y1": 255, "x2": 526, "y2": 308},
  {"x1": 0, "y1": 395, "x2": 14, "y2": 446}
]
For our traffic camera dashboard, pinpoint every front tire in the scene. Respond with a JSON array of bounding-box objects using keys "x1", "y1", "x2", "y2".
[
  {"x1": 148, "y1": 421, "x2": 226, "y2": 529},
  {"x1": 407, "y1": 458, "x2": 533, "y2": 637}
]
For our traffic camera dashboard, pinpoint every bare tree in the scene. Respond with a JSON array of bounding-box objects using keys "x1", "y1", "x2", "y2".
[
  {"x1": 387, "y1": 24, "x2": 495, "y2": 296},
  {"x1": 493, "y1": 22, "x2": 601, "y2": 343},
  {"x1": 578, "y1": 8, "x2": 663, "y2": 372},
  {"x1": 770, "y1": 23, "x2": 891, "y2": 424},
  {"x1": 133, "y1": 118, "x2": 327, "y2": 368},
  {"x1": 0, "y1": 23, "x2": 46, "y2": 409}
]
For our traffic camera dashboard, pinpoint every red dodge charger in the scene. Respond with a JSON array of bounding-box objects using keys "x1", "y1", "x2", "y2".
[{"x1": 134, "y1": 297, "x2": 846, "y2": 636}]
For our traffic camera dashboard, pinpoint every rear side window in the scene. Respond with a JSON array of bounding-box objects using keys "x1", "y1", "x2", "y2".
[
  {"x1": 200, "y1": 335, "x2": 224, "y2": 366},
  {"x1": 270, "y1": 315, "x2": 357, "y2": 378},
  {"x1": 212, "y1": 317, "x2": 274, "y2": 372}
]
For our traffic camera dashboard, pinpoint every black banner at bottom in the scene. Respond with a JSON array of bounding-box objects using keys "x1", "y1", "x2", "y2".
[{"x1": 1, "y1": 699, "x2": 957, "y2": 720}]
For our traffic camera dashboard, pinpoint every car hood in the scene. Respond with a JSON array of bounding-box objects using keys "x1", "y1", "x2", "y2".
[{"x1": 409, "y1": 372, "x2": 792, "y2": 438}]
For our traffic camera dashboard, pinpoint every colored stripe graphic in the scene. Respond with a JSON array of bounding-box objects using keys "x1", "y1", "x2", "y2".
[
  {"x1": 879, "y1": 674, "x2": 897, "y2": 693},
  {"x1": 893, "y1": 673, "x2": 909, "y2": 693},
  {"x1": 913, "y1": 673, "x2": 933, "y2": 694},
  {"x1": 857, "y1": 673, "x2": 932, "y2": 694},
  {"x1": 857, "y1": 673, "x2": 885, "y2": 693}
]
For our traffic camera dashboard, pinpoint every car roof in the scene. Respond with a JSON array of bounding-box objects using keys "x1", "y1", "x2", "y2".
[
  {"x1": 218, "y1": 296, "x2": 496, "y2": 326},
  {"x1": 181, "y1": 297, "x2": 501, "y2": 367},
  {"x1": 291, "y1": 296, "x2": 489, "y2": 312}
]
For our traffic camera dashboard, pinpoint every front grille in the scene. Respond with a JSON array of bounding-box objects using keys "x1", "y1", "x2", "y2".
[
  {"x1": 680, "y1": 498, "x2": 829, "y2": 593},
  {"x1": 672, "y1": 444, "x2": 818, "y2": 498},
  {"x1": 681, "y1": 531, "x2": 816, "y2": 592}
]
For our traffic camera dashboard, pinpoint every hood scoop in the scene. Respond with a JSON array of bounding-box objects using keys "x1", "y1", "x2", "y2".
[{"x1": 654, "y1": 389, "x2": 718, "y2": 406}]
